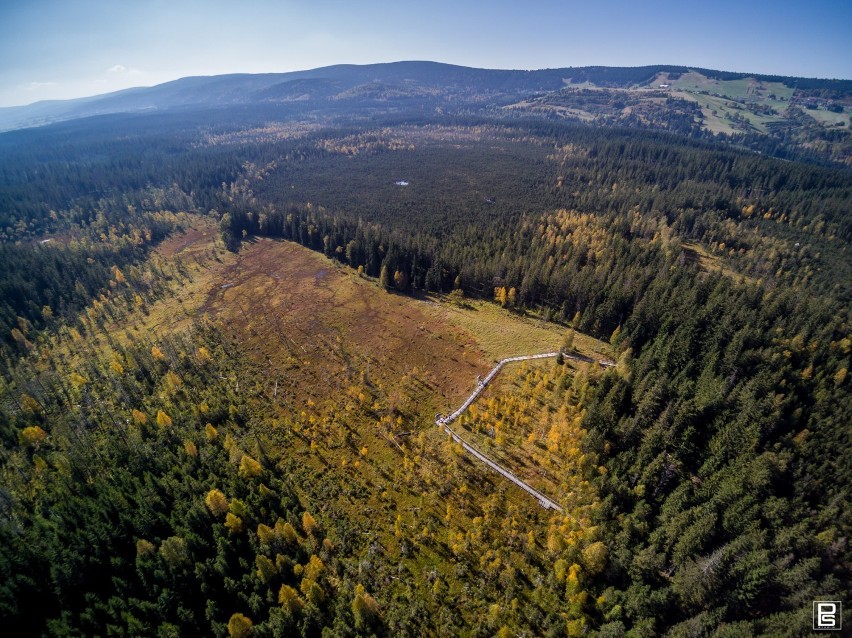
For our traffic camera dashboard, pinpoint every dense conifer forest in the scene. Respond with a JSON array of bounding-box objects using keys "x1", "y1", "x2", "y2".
[{"x1": 0, "y1": 86, "x2": 849, "y2": 636}]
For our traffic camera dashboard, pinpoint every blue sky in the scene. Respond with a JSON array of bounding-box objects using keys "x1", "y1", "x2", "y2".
[{"x1": 1, "y1": 0, "x2": 850, "y2": 106}]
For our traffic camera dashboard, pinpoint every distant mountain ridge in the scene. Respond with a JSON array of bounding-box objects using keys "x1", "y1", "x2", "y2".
[{"x1": 2, "y1": 61, "x2": 850, "y2": 132}]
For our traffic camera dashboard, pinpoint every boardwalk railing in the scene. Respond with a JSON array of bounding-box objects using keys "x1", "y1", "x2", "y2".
[{"x1": 436, "y1": 350, "x2": 614, "y2": 512}]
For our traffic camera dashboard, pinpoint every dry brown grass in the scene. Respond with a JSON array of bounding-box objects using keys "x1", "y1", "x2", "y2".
[
  {"x1": 436, "y1": 297, "x2": 610, "y2": 362},
  {"x1": 200, "y1": 237, "x2": 490, "y2": 415}
]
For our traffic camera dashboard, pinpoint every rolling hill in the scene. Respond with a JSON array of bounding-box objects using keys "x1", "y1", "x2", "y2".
[{"x1": 1, "y1": 62, "x2": 848, "y2": 132}]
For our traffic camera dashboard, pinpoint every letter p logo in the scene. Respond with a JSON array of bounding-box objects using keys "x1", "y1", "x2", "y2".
[{"x1": 813, "y1": 601, "x2": 841, "y2": 630}]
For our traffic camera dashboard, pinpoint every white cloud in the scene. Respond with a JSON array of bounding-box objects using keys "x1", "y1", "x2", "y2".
[
  {"x1": 25, "y1": 81, "x2": 58, "y2": 91},
  {"x1": 107, "y1": 65, "x2": 142, "y2": 76}
]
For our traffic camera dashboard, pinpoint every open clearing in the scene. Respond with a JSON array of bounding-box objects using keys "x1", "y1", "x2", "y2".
[
  {"x1": 682, "y1": 240, "x2": 759, "y2": 286},
  {"x1": 185, "y1": 230, "x2": 610, "y2": 601},
  {"x1": 438, "y1": 298, "x2": 610, "y2": 362},
  {"x1": 804, "y1": 108, "x2": 850, "y2": 127},
  {"x1": 99, "y1": 221, "x2": 609, "y2": 525},
  {"x1": 96, "y1": 218, "x2": 608, "y2": 427},
  {"x1": 133, "y1": 221, "x2": 610, "y2": 416},
  {"x1": 201, "y1": 237, "x2": 490, "y2": 414}
]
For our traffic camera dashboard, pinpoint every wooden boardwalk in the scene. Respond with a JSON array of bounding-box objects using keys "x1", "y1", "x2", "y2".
[{"x1": 436, "y1": 350, "x2": 614, "y2": 512}]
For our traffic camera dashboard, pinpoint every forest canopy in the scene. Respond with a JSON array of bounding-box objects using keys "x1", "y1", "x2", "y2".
[{"x1": 0, "y1": 92, "x2": 849, "y2": 637}]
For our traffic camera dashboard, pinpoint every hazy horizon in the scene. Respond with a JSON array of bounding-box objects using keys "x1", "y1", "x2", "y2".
[{"x1": 2, "y1": 0, "x2": 851, "y2": 107}]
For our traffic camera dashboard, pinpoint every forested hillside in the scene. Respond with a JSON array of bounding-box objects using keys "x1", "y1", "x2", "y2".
[
  {"x1": 0, "y1": 92, "x2": 849, "y2": 636},
  {"x1": 2, "y1": 62, "x2": 850, "y2": 164}
]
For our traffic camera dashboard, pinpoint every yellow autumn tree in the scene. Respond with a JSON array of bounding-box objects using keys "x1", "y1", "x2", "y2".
[
  {"x1": 164, "y1": 370, "x2": 182, "y2": 392},
  {"x1": 156, "y1": 410, "x2": 172, "y2": 427},
  {"x1": 20, "y1": 426, "x2": 47, "y2": 447},
  {"x1": 566, "y1": 563, "x2": 583, "y2": 595},
  {"x1": 301, "y1": 578, "x2": 325, "y2": 605},
  {"x1": 255, "y1": 555, "x2": 276, "y2": 583},
  {"x1": 487, "y1": 603, "x2": 502, "y2": 627},
  {"x1": 277, "y1": 520, "x2": 298, "y2": 543},
  {"x1": 278, "y1": 584, "x2": 304, "y2": 613},
  {"x1": 304, "y1": 555, "x2": 325, "y2": 581},
  {"x1": 224, "y1": 499, "x2": 244, "y2": 519},
  {"x1": 70, "y1": 373, "x2": 88, "y2": 388},
  {"x1": 256, "y1": 523, "x2": 276, "y2": 548},
  {"x1": 302, "y1": 511, "x2": 318, "y2": 535},
  {"x1": 567, "y1": 618, "x2": 586, "y2": 638},
  {"x1": 239, "y1": 454, "x2": 262, "y2": 478},
  {"x1": 225, "y1": 512, "x2": 244, "y2": 534},
  {"x1": 554, "y1": 558, "x2": 569, "y2": 583},
  {"x1": 562, "y1": 329, "x2": 575, "y2": 352},
  {"x1": 227, "y1": 613, "x2": 253, "y2": 638},
  {"x1": 132, "y1": 409, "x2": 148, "y2": 425},
  {"x1": 494, "y1": 286, "x2": 507, "y2": 306},
  {"x1": 351, "y1": 583, "x2": 380, "y2": 629},
  {"x1": 205, "y1": 489, "x2": 229, "y2": 516},
  {"x1": 582, "y1": 541, "x2": 608, "y2": 575},
  {"x1": 393, "y1": 269, "x2": 408, "y2": 290}
]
